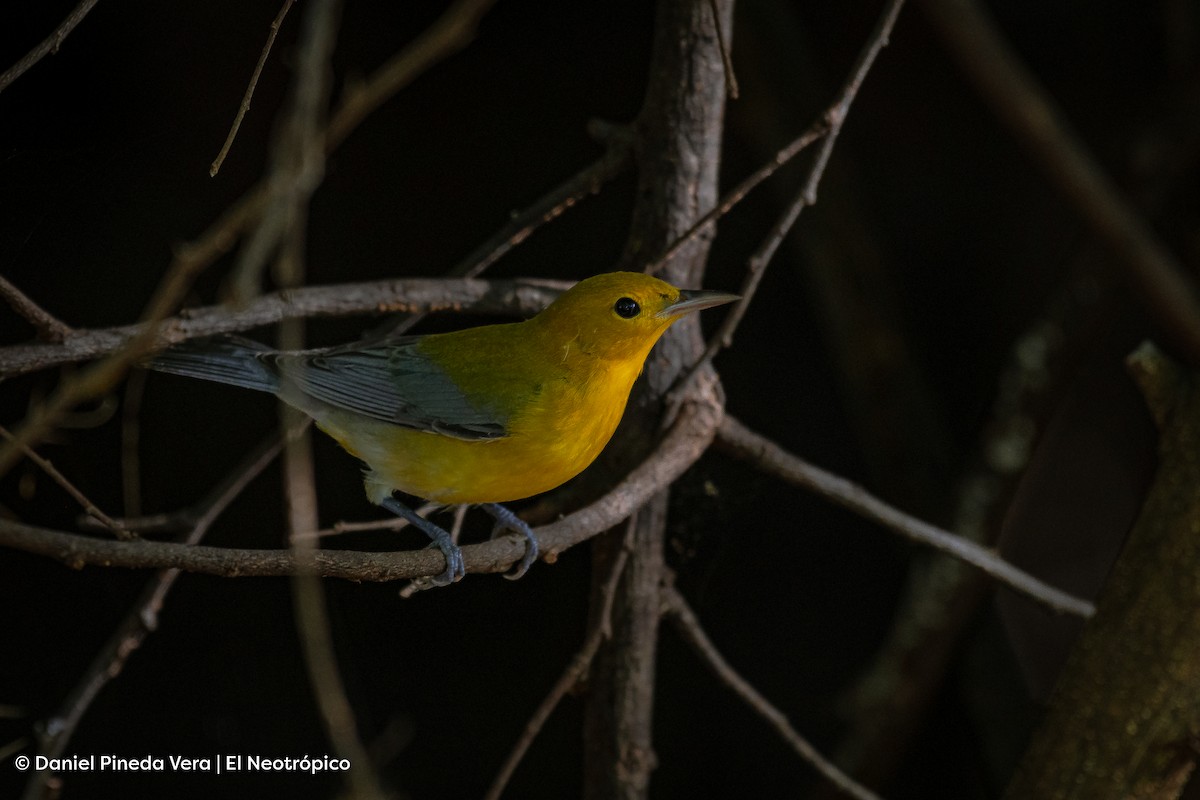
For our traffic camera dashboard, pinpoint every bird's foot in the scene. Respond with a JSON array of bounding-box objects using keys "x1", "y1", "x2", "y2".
[
  {"x1": 380, "y1": 496, "x2": 465, "y2": 585},
  {"x1": 480, "y1": 502, "x2": 539, "y2": 580}
]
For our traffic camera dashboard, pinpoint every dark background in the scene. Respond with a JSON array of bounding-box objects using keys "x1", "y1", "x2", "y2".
[{"x1": 1, "y1": 1, "x2": 1197, "y2": 797}]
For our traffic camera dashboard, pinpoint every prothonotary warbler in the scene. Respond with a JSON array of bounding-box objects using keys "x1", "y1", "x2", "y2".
[{"x1": 152, "y1": 272, "x2": 738, "y2": 585}]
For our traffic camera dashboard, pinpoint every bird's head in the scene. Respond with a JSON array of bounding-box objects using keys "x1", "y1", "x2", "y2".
[{"x1": 533, "y1": 272, "x2": 739, "y2": 364}]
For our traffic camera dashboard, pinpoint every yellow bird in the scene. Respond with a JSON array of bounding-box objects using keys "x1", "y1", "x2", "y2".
[{"x1": 153, "y1": 272, "x2": 738, "y2": 584}]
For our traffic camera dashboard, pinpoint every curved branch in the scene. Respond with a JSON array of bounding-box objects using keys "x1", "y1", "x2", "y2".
[{"x1": 0, "y1": 378, "x2": 723, "y2": 580}]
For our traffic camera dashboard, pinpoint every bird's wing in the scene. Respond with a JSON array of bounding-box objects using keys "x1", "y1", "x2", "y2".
[{"x1": 275, "y1": 338, "x2": 507, "y2": 440}]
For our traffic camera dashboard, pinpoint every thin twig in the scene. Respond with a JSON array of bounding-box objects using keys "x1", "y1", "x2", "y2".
[
  {"x1": 920, "y1": 0, "x2": 1200, "y2": 368},
  {"x1": 227, "y1": 0, "x2": 334, "y2": 304},
  {"x1": 0, "y1": 275, "x2": 73, "y2": 342},
  {"x1": 324, "y1": 0, "x2": 497, "y2": 151},
  {"x1": 670, "y1": 0, "x2": 906, "y2": 400},
  {"x1": 210, "y1": 0, "x2": 296, "y2": 177},
  {"x1": 484, "y1": 517, "x2": 637, "y2": 800},
  {"x1": 380, "y1": 125, "x2": 634, "y2": 339},
  {"x1": 20, "y1": 435, "x2": 283, "y2": 800},
  {"x1": 299, "y1": 501, "x2": 438, "y2": 539},
  {"x1": 0, "y1": 0, "x2": 100, "y2": 94},
  {"x1": 714, "y1": 414, "x2": 1095, "y2": 618},
  {"x1": 644, "y1": 124, "x2": 828, "y2": 276},
  {"x1": 0, "y1": 423, "x2": 129, "y2": 538},
  {"x1": 662, "y1": 585, "x2": 883, "y2": 800},
  {"x1": 455, "y1": 127, "x2": 634, "y2": 281},
  {"x1": 706, "y1": 0, "x2": 739, "y2": 99}
]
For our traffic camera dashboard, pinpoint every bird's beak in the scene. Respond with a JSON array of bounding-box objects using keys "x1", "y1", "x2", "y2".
[{"x1": 657, "y1": 289, "x2": 741, "y2": 319}]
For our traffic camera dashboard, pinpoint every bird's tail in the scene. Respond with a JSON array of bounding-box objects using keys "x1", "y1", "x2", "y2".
[{"x1": 149, "y1": 335, "x2": 280, "y2": 394}]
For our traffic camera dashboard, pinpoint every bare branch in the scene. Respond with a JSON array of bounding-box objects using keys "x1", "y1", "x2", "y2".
[
  {"x1": 644, "y1": 124, "x2": 827, "y2": 277},
  {"x1": 324, "y1": 0, "x2": 496, "y2": 151},
  {"x1": 714, "y1": 414, "x2": 1095, "y2": 618},
  {"x1": 380, "y1": 125, "x2": 634, "y2": 339},
  {"x1": 454, "y1": 126, "x2": 635, "y2": 281},
  {"x1": 920, "y1": 0, "x2": 1200, "y2": 368},
  {"x1": 0, "y1": 276, "x2": 73, "y2": 342},
  {"x1": 0, "y1": 423, "x2": 128, "y2": 539},
  {"x1": 210, "y1": 0, "x2": 297, "y2": 177},
  {"x1": 670, "y1": 0, "x2": 906, "y2": 399},
  {"x1": 0, "y1": 0, "x2": 100, "y2": 94},
  {"x1": 0, "y1": 277, "x2": 569, "y2": 378},
  {"x1": 662, "y1": 585, "x2": 883, "y2": 800},
  {"x1": 0, "y1": 377, "x2": 723, "y2": 581},
  {"x1": 119, "y1": 370, "x2": 146, "y2": 518}
]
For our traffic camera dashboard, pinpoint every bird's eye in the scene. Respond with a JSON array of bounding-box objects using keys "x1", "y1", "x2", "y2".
[{"x1": 613, "y1": 297, "x2": 641, "y2": 319}]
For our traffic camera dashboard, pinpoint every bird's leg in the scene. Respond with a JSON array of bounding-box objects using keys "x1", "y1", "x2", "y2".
[
  {"x1": 380, "y1": 496, "x2": 465, "y2": 585},
  {"x1": 479, "y1": 503, "x2": 539, "y2": 580}
]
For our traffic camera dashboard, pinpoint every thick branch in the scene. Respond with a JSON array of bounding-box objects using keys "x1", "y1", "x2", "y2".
[
  {"x1": 1004, "y1": 343, "x2": 1200, "y2": 798},
  {"x1": 583, "y1": 0, "x2": 732, "y2": 795}
]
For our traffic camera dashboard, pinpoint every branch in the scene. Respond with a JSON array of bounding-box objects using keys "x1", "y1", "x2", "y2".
[
  {"x1": 0, "y1": 0, "x2": 100, "y2": 94},
  {"x1": 671, "y1": 0, "x2": 906, "y2": 399},
  {"x1": 0, "y1": 424, "x2": 128, "y2": 539},
  {"x1": 824, "y1": 266, "x2": 1116, "y2": 792},
  {"x1": 323, "y1": 0, "x2": 496, "y2": 151},
  {"x1": 0, "y1": 380, "x2": 724, "y2": 580},
  {"x1": 0, "y1": 276, "x2": 72, "y2": 342},
  {"x1": 0, "y1": 277, "x2": 568, "y2": 378},
  {"x1": 713, "y1": 414, "x2": 1095, "y2": 618},
  {"x1": 920, "y1": 0, "x2": 1200, "y2": 368},
  {"x1": 1004, "y1": 343, "x2": 1200, "y2": 797},
  {"x1": 210, "y1": 0, "x2": 296, "y2": 177},
  {"x1": 378, "y1": 123, "x2": 633, "y2": 339},
  {"x1": 661, "y1": 586, "x2": 882, "y2": 800}
]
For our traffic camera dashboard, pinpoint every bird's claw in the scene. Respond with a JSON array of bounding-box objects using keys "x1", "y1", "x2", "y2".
[
  {"x1": 428, "y1": 539, "x2": 466, "y2": 585},
  {"x1": 380, "y1": 495, "x2": 465, "y2": 586},
  {"x1": 481, "y1": 503, "x2": 540, "y2": 580}
]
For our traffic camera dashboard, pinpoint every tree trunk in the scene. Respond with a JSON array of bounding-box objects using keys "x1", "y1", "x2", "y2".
[
  {"x1": 1003, "y1": 342, "x2": 1200, "y2": 799},
  {"x1": 581, "y1": 1, "x2": 732, "y2": 798}
]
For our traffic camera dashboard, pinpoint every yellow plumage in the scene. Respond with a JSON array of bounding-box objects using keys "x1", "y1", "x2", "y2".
[{"x1": 153, "y1": 271, "x2": 737, "y2": 583}]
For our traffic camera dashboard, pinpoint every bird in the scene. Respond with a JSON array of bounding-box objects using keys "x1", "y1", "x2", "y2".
[{"x1": 150, "y1": 272, "x2": 738, "y2": 585}]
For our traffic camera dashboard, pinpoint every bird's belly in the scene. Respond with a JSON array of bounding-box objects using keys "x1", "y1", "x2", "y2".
[
  {"x1": 317, "y1": 411, "x2": 617, "y2": 505},
  {"x1": 314, "y1": 359, "x2": 635, "y2": 505}
]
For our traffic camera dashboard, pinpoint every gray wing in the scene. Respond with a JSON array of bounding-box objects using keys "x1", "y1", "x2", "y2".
[{"x1": 275, "y1": 338, "x2": 506, "y2": 440}]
